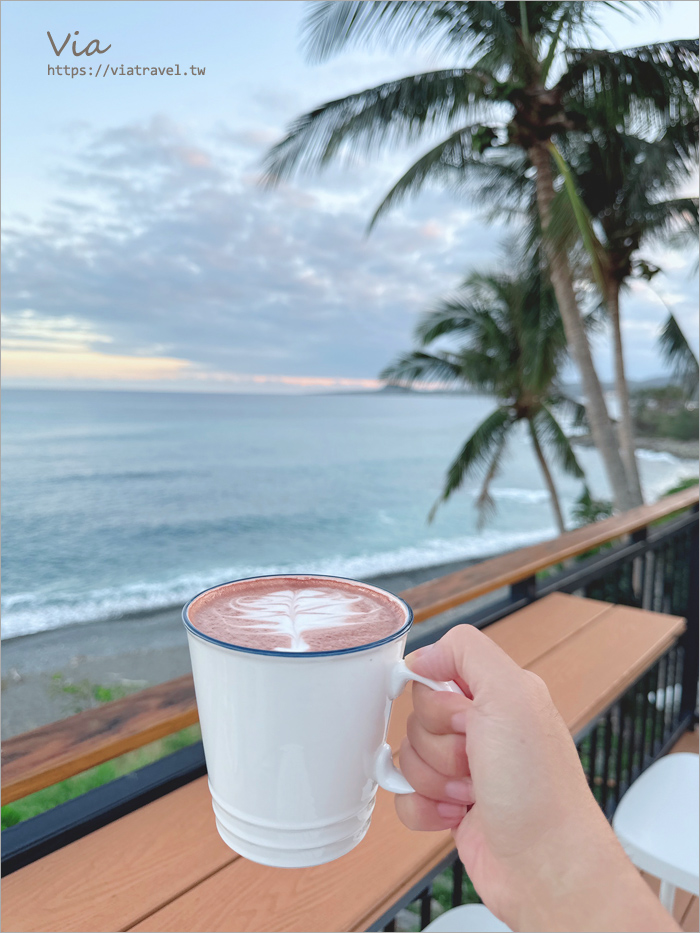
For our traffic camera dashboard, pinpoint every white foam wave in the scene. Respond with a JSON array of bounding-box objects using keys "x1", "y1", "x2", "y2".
[
  {"x1": 643, "y1": 467, "x2": 698, "y2": 502},
  {"x1": 636, "y1": 449, "x2": 683, "y2": 465},
  {"x1": 1, "y1": 526, "x2": 556, "y2": 640},
  {"x1": 487, "y1": 488, "x2": 550, "y2": 504}
]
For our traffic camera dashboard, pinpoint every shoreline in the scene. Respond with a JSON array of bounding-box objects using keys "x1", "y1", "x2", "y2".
[
  {"x1": 4, "y1": 424, "x2": 696, "y2": 740},
  {"x1": 570, "y1": 434, "x2": 699, "y2": 461},
  {"x1": 1, "y1": 555, "x2": 496, "y2": 739}
]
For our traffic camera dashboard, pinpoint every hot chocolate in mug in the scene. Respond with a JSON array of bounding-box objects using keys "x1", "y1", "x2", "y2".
[{"x1": 183, "y1": 573, "x2": 460, "y2": 868}]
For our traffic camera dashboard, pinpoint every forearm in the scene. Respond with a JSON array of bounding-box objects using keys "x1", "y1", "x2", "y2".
[{"x1": 512, "y1": 809, "x2": 681, "y2": 933}]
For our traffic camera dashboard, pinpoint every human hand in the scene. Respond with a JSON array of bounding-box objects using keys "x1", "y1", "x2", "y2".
[{"x1": 395, "y1": 624, "x2": 680, "y2": 932}]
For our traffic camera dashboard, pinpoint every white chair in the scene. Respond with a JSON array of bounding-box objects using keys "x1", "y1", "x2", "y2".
[
  {"x1": 423, "y1": 903, "x2": 511, "y2": 932},
  {"x1": 613, "y1": 752, "x2": 699, "y2": 913}
]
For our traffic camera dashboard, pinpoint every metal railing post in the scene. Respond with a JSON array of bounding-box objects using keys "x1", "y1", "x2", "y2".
[
  {"x1": 680, "y1": 505, "x2": 699, "y2": 723},
  {"x1": 510, "y1": 574, "x2": 537, "y2": 604}
]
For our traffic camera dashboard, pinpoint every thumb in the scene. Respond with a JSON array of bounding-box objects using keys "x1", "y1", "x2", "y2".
[{"x1": 405, "y1": 624, "x2": 522, "y2": 701}]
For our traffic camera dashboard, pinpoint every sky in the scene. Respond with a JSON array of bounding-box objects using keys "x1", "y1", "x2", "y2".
[{"x1": 2, "y1": 0, "x2": 698, "y2": 393}]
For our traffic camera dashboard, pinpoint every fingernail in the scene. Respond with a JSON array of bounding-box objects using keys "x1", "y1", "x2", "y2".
[
  {"x1": 444, "y1": 780, "x2": 472, "y2": 803},
  {"x1": 436, "y1": 801, "x2": 467, "y2": 823},
  {"x1": 451, "y1": 711, "x2": 466, "y2": 733}
]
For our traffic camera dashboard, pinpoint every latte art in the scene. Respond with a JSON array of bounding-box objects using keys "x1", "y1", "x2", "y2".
[
  {"x1": 226, "y1": 588, "x2": 383, "y2": 651},
  {"x1": 187, "y1": 576, "x2": 407, "y2": 652}
]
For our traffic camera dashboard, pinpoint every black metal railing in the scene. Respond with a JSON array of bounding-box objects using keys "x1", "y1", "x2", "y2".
[
  {"x1": 577, "y1": 642, "x2": 687, "y2": 819},
  {"x1": 3, "y1": 504, "x2": 698, "y2": 899},
  {"x1": 373, "y1": 506, "x2": 698, "y2": 932}
]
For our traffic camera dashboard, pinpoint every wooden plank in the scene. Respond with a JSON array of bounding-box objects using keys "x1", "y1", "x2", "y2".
[
  {"x1": 528, "y1": 604, "x2": 686, "y2": 736},
  {"x1": 403, "y1": 487, "x2": 698, "y2": 623},
  {"x1": 0, "y1": 777, "x2": 236, "y2": 933},
  {"x1": 384, "y1": 595, "x2": 607, "y2": 749},
  {"x1": 127, "y1": 787, "x2": 454, "y2": 933},
  {"x1": 669, "y1": 728, "x2": 699, "y2": 756},
  {"x1": 641, "y1": 871, "x2": 695, "y2": 926},
  {"x1": 391, "y1": 595, "x2": 681, "y2": 738},
  {"x1": 124, "y1": 595, "x2": 686, "y2": 933},
  {"x1": 1, "y1": 675, "x2": 198, "y2": 805},
  {"x1": 1, "y1": 689, "x2": 433, "y2": 933},
  {"x1": 3, "y1": 594, "x2": 686, "y2": 933},
  {"x1": 683, "y1": 896, "x2": 699, "y2": 932},
  {"x1": 3, "y1": 490, "x2": 696, "y2": 803},
  {"x1": 484, "y1": 593, "x2": 610, "y2": 667}
]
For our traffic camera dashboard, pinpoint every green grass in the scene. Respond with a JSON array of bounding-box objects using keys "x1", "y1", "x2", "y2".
[
  {"x1": 1, "y1": 724, "x2": 201, "y2": 829},
  {"x1": 634, "y1": 405, "x2": 698, "y2": 442},
  {"x1": 48, "y1": 672, "x2": 138, "y2": 715},
  {"x1": 432, "y1": 867, "x2": 481, "y2": 912},
  {"x1": 2, "y1": 672, "x2": 203, "y2": 830},
  {"x1": 402, "y1": 865, "x2": 481, "y2": 930},
  {"x1": 662, "y1": 476, "x2": 699, "y2": 497}
]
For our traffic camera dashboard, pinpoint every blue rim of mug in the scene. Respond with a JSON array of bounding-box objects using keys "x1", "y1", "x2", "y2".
[{"x1": 182, "y1": 573, "x2": 414, "y2": 657}]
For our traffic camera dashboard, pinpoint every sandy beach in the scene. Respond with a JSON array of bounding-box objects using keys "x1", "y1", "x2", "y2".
[{"x1": 1, "y1": 557, "x2": 503, "y2": 739}]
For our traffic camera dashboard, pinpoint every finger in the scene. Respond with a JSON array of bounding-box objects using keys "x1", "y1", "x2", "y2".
[
  {"x1": 395, "y1": 792, "x2": 468, "y2": 832},
  {"x1": 411, "y1": 681, "x2": 471, "y2": 735},
  {"x1": 406, "y1": 712, "x2": 470, "y2": 778},
  {"x1": 399, "y1": 738, "x2": 475, "y2": 805},
  {"x1": 405, "y1": 624, "x2": 523, "y2": 700}
]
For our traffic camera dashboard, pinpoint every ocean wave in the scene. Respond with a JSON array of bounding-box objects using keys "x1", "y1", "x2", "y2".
[
  {"x1": 487, "y1": 488, "x2": 550, "y2": 504},
  {"x1": 48, "y1": 468, "x2": 194, "y2": 484},
  {"x1": 636, "y1": 449, "x2": 683, "y2": 465},
  {"x1": 644, "y1": 465, "x2": 698, "y2": 501},
  {"x1": 1, "y1": 526, "x2": 556, "y2": 640}
]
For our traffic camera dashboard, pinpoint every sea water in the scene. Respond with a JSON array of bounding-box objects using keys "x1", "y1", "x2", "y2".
[{"x1": 2, "y1": 388, "x2": 696, "y2": 639}]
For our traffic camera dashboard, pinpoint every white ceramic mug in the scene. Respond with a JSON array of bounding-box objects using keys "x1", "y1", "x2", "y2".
[{"x1": 183, "y1": 574, "x2": 459, "y2": 868}]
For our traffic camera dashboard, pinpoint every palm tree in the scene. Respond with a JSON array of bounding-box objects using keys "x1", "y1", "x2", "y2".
[
  {"x1": 264, "y1": 1, "x2": 697, "y2": 512},
  {"x1": 554, "y1": 126, "x2": 699, "y2": 506},
  {"x1": 658, "y1": 312, "x2": 699, "y2": 399},
  {"x1": 380, "y1": 260, "x2": 585, "y2": 533}
]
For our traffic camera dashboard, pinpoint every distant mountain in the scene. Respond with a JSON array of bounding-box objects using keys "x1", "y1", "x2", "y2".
[
  {"x1": 560, "y1": 376, "x2": 676, "y2": 394},
  {"x1": 325, "y1": 384, "x2": 479, "y2": 396},
  {"x1": 375, "y1": 384, "x2": 417, "y2": 394},
  {"x1": 326, "y1": 376, "x2": 679, "y2": 399}
]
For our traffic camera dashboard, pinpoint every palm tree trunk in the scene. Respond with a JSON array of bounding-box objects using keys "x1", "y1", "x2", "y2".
[
  {"x1": 528, "y1": 418, "x2": 566, "y2": 535},
  {"x1": 607, "y1": 279, "x2": 644, "y2": 506},
  {"x1": 528, "y1": 143, "x2": 635, "y2": 512}
]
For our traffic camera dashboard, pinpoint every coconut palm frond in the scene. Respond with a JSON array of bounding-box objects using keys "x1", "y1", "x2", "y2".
[
  {"x1": 551, "y1": 393, "x2": 589, "y2": 430},
  {"x1": 415, "y1": 290, "x2": 505, "y2": 344},
  {"x1": 572, "y1": 486, "x2": 615, "y2": 526},
  {"x1": 658, "y1": 314, "x2": 699, "y2": 397},
  {"x1": 548, "y1": 143, "x2": 607, "y2": 293},
  {"x1": 546, "y1": 184, "x2": 582, "y2": 255},
  {"x1": 560, "y1": 40, "x2": 699, "y2": 133},
  {"x1": 302, "y1": 1, "x2": 519, "y2": 63},
  {"x1": 474, "y1": 427, "x2": 509, "y2": 529},
  {"x1": 303, "y1": 2, "x2": 448, "y2": 61},
  {"x1": 534, "y1": 405, "x2": 586, "y2": 479},
  {"x1": 369, "y1": 126, "x2": 517, "y2": 231},
  {"x1": 639, "y1": 198, "x2": 699, "y2": 246},
  {"x1": 262, "y1": 69, "x2": 492, "y2": 185},
  {"x1": 379, "y1": 350, "x2": 465, "y2": 388},
  {"x1": 429, "y1": 406, "x2": 512, "y2": 521}
]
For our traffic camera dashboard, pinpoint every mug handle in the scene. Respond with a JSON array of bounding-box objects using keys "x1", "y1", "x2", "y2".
[{"x1": 373, "y1": 659, "x2": 463, "y2": 795}]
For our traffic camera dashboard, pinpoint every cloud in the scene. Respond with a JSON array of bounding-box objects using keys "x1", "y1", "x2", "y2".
[
  {"x1": 2, "y1": 115, "x2": 696, "y2": 389},
  {"x1": 2, "y1": 348, "x2": 191, "y2": 382},
  {"x1": 2, "y1": 116, "x2": 505, "y2": 385}
]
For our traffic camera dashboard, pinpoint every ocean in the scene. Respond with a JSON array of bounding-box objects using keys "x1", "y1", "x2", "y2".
[{"x1": 2, "y1": 388, "x2": 696, "y2": 640}]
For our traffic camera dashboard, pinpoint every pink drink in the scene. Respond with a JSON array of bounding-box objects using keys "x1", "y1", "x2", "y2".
[{"x1": 187, "y1": 575, "x2": 406, "y2": 653}]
